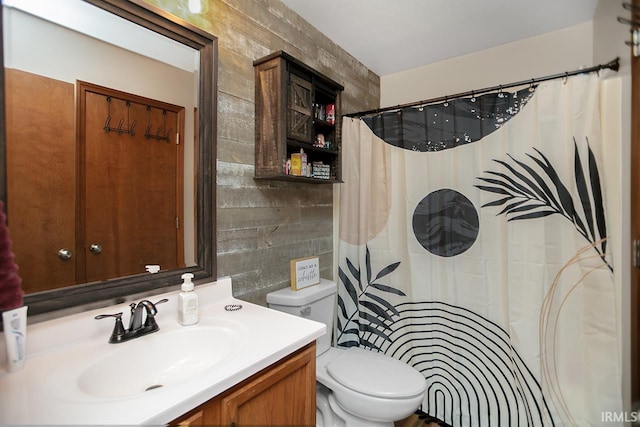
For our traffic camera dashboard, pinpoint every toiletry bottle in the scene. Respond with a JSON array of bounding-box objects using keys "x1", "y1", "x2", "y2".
[
  {"x1": 178, "y1": 273, "x2": 198, "y2": 325},
  {"x1": 300, "y1": 148, "x2": 307, "y2": 176},
  {"x1": 2, "y1": 306, "x2": 28, "y2": 373}
]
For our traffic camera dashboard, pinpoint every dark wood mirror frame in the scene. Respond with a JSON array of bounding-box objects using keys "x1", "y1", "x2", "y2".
[{"x1": 0, "y1": 0, "x2": 217, "y2": 317}]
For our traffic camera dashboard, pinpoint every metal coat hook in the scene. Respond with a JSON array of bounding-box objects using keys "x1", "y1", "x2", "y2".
[
  {"x1": 624, "y1": 2, "x2": 640, "y2": 13},
  {"x1": 103, "y1": 97, "x2": 136, "y2": 136},
  {"x1": 144, "y1": 106, "x2": 172, "y2": 143},
  {"x1": 619, "y1": 4, "x2": 640, "y2": 56},
  {"x1": 618, "y1": 16, "x2": 640, "y2": 27},
  {"x1": 626, "y1": 29, "x2": 640, "y2": 46},
  {"x1": 627, "y1": 28, "x2": 640, "y2": 57}
]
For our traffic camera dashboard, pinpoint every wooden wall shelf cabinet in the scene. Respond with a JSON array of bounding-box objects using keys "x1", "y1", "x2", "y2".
[
  {"x1": 171, "y1": 342, "x2": 316, "y2": 426},
  {"x1": 254, "y1": 51, "x2": 344, "y2": 183}
]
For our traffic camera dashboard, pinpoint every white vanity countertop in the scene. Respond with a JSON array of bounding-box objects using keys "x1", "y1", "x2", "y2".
[{"x1": 0, "y1": 277, "x2": 325, "y2": 425}]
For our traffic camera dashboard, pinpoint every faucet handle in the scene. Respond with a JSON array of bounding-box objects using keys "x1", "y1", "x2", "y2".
[
  {"x1": 95, "y1": 312, "x2": 127, "y2": 343},
  {"x1": 124, "y1": 302, "x2": 138, "y2": 330},
  {"x1": 143, "y1": 298, "x2": 169, "y2": 328}
]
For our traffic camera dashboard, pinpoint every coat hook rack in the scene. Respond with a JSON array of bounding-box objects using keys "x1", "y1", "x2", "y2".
[
  {"x1": 144, "y1": 107, "x2": 172, "y2": 143},
  {"x1": 619, "y1": 3, "x2": 640, "y2": 57},
  {"x1": 103, "y1": 97, "x2": 136, "y2": 136}
]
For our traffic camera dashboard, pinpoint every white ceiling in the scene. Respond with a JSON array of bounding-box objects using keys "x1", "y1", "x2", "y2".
[{"x1": 281, "y1": 0, "x2": 599, "y2": 76}]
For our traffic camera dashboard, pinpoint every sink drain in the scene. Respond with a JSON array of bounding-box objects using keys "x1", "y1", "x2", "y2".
[{"x1": 145, "y1": 384, "x2": 164, "y2": 392}]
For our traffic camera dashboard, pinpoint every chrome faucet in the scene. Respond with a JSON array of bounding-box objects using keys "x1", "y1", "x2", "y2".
[{"x1": 95, "y1": 298, "x2": 168, "y2": 344}]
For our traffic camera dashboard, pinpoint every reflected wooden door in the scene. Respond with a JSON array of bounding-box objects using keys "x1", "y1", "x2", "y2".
[
  {"x1": 78, "y1": 83, "x2": 184, "y2": 283},
  {"x1": 5, "y1": 69, "x2": 76, "y2": 293}
]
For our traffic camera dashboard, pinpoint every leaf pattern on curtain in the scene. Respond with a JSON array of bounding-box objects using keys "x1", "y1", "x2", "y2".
[
  {"x1": 475, "y1": 139, "x2": 611, "y2": 271},
  {"x1": 337, "y1": 246, "x2": 405, "y2": 350}
]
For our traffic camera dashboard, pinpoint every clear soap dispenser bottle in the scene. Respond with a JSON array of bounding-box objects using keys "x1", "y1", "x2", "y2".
[{"x1": 178, "y1": 272, "x2": 198, "y2": 325}]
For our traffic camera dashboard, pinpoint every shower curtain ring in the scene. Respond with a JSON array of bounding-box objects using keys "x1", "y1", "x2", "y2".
[{"x1": 563, "y1": 72, "x2": 569, "y2": 84}]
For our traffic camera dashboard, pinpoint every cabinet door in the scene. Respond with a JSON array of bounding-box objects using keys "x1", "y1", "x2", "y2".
[
  {"x1": 172, "y1": 408, "x2": 204, "y2": 426},
  {"x1": 218, "y1": 343, "x2": 316, "y2": 426},
  {"x1": 5, "y1": 69, "x2": 76, "y2": 293},
  {"x1": 288, "y1": 74, "x2": 313, "y2": 142}
]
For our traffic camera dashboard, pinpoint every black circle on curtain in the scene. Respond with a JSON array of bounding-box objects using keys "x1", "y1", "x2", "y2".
[{"x1": 413, "y1": 189, "x2": 479, "y2": 257}]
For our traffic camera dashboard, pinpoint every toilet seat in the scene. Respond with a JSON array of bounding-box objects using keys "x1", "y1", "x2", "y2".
[{"x1": 326, "y1": 347, "x2": 425, "y2": 399}]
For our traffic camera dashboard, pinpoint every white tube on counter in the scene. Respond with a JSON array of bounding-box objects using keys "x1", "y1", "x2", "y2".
[{"x1": 2, "y1": 306, "x2": 27, "y2": 373}]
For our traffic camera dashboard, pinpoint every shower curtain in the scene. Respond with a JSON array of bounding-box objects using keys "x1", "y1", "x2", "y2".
[{"x1": 337, "y1": 74, "x2": 623, "y2": 426}]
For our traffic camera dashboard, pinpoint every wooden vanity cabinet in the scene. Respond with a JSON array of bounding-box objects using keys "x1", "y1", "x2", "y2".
[
  {"x1": 254, "y1": 51, "x2": 344, "y2": 183},
  {"x1": 171, "y1": 342, "x2": 316, "y2": 426},
  {"x1": 173, "y1": 408, "x2": 204, "y2": 426}
]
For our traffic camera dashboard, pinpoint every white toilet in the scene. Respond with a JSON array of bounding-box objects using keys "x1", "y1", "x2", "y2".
[{"x1": 266, "y1": 279, "x2": 426, "y2": 427}]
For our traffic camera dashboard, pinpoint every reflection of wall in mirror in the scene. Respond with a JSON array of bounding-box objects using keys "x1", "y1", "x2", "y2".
[{"x1": 3, "y1": 6, "x2": 199, "y2": 292}]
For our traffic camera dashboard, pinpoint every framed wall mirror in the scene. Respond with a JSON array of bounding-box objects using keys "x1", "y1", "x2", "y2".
[{"x1": 0, "y1": 0, "x2": 217, "y2": 318}]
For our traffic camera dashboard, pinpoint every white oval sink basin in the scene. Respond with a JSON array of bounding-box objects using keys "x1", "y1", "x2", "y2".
[{"x1": 76, "y1": 325, "x2": 240, "y2": 399}]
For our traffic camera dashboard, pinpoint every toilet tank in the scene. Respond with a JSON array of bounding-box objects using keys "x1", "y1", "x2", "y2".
[{"x1": 266, "y1": 279, "x2": 337, "y2": 355}]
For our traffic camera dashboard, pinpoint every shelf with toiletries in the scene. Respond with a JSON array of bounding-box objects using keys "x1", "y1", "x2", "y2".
[
  {"x1": 284, "y1": 146, "x2": 335, "y2": 181},
  {"x1": 254, "y1": 51, "x2": 343, "y2": 183}
]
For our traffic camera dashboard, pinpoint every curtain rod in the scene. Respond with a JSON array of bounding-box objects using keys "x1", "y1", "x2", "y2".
[{"x1": 345, "y1": 57, "x2": 620, "y2": 118}]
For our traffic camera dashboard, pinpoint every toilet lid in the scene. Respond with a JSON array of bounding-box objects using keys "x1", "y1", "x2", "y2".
[{"x1": 326, "y1": 347, "x2": 426, "y2": 398}]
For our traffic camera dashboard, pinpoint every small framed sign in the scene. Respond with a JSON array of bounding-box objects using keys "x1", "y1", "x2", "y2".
[{"x1": 290, "y1": 256, "x2": 320, "y2": 290}]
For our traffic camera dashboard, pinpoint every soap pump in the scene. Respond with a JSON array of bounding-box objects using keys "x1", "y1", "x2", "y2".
[{"x1": 178, "y1": 272, "x2": 198, "y2": 325}]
